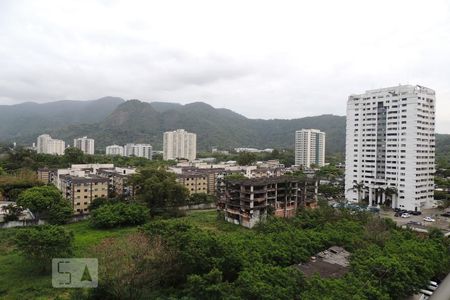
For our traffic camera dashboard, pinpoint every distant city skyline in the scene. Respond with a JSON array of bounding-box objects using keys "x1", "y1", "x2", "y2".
[{"x1": 1, "y1": 0, "x2": 450, "y2": 132}]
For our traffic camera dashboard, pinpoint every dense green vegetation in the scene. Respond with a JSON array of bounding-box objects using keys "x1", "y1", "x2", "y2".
[
  {"x1": 130, "y1": 168, "x2": 189, "y2": 215},
  {"x1": 0, "y1": 97, "x2": 124, "y2": 143},
  {"x1": 132, "y1": 208, "x2": 449, "y2": 300},
  {"x1": 0, "y1": 145, "x2": 172, "y2": 173},
  {"x1": 436, "y1": 134, "x2": 450, "y2": 168},
  {"x1": 187, "y1": 193, "x2": 215, "y2": 205},
  {"x1": 198, "y1": 148, "x2": 297, "y2": 166},
  {"x1": 434, "y1": 166, "x2": 450, "y2": 208},
  {"x1": 2, "y1": 99, "x2": 450, "y2": 157},
  {"x1": 0, "y1": 220, "x2": 138, "y2": 299},
  {"x1": 17, "y1": 185, "x2": 72, "y2": 224},
  {"x1": 14, "y1": 225, "x2": 74, "y2": 272},
  {"x1": 0, "y1": 168, "x2": 43, "y2": 201},
  {"x1": 0, "y1": 210, "x2": 449, "y2": 299},
  {"x1": 1, "y1": 99, "x2": 347, "y2": 153},
  {"x1": 90, "y1": 203, "x2": 149, "y2": 229}
]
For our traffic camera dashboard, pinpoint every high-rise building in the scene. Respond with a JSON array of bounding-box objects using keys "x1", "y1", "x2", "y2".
[
  {"x1": 163, "y1": 129, "x2": 197, "y2": 161},
  {"x1": 345, "y1": 85, "x2": 436, "y2": 211},
  {"x1": 295, "y1": 129, "x2": 326, "y2": 168},
  {"x1": 73, "y1": 136, "x2": 95, "y2": 155},
  {"x1": 124, "y1": 143, "x2": 152, "y2": 159},
  {"x1": 37, "y1": 134, "x2": 51, "y2": 153},
  {"x1": 36, "y1": 134, "x2": 65, "y2": 155},
  {"x1": 105, "y1": 145, "x2": 124, "y2": 156}
]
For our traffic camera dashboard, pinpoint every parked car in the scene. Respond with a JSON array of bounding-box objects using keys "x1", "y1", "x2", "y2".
[
  {"x1": 401, "y1": 213, "x2": 411, "y2": 218},
  {"x1": 394, "y1": 212, "x2": 402, "y2": 217},
  {"x1": 409, "y1": 221, "x2": 423, "y2": 226},
  {"x1": 441, "y1": 212, "x2": 450, "y2": 217},
  {"x1": 368, "y1": 207, "x2": 380, "y2": 213},
  {"x1": 411, "y1": 211, "x2": 422, "y2": 215},
  {"x1": 423, "y1": 216, "x2": 435, "y2": 222}
]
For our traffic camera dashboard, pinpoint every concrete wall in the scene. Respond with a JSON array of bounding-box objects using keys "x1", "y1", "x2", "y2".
[
  {"x1": 0, "y1": 219, "x2": 46, "y2": 229},
  {"x1": 178, "y1": 203, "x2": 216, "y2": 211}
]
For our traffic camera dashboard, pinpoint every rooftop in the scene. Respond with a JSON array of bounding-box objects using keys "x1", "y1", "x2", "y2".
[
  {"x1": 350, "y1": 84, "x2": 435, "y2": 98},
  {"x1": 59, "y1": 174, "x2": 109, "y2": 183},
  {"x1": 296, "y1": 246, "x2": 350, "y2": 278}
]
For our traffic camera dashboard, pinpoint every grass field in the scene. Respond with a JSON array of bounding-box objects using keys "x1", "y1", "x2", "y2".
[{"x1": 0, "y1": 210, "x2": 231, "y2": 299}]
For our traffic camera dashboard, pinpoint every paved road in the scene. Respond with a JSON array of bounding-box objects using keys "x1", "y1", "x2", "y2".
[{"x1": 380, "y1": 208, "x2": 450, "y2": 231}]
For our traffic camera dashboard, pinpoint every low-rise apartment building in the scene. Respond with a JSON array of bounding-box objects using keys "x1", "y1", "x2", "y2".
[
  {"x1": 97, "y1": 167, "x2": 136, "y2": 198},
  {"x1": 173, "y1": 167, "x2": 226, "y2": 196},
  {"x1": 176, "y1": 172, "x2": 209, "y2": 195},
  {"x1": 60, "y1": 175, "x2": 109, "y2": 214},
  {"x1": 219, "y1": 176, "x2": 317, "y2": 228},
  {"x1": 55, "y1": 164, "x2": 114, "y2": 189},
  {"x1": 37, "y1": 168, "x2": 56, "y2": 184}
]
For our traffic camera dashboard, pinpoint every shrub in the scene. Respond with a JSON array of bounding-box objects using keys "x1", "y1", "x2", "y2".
[
  {"x1": 17, "y1": 185, "x2": 72, "y2": 224},
  {"x1": 15, "y1": 225, "x2": 74, "y2": 272},
  {"x1": 90, "y1": 203, "x2": 149, "y2": 228},
  {"x1": 88, "y1": 233, "x2": 177, "y2": 299}
]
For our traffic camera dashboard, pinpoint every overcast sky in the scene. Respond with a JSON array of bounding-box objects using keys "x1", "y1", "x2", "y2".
[{"x1": 1, "y1": 0, "x2": 449, "y2": 132}]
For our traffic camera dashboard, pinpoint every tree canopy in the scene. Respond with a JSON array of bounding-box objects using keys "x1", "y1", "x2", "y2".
[
  {"x1": 90, "y1": 202, "x2": 149, "y2": 228},
  {"x1": 15, "y1": 225, "x2": 74, "y2": 272},
  {"x1": 236, "y1": 152, "x2": 257, "y2": 166},
  {"x1": 17, "y1": 185, "x2": 72, "y2": 224},
  {"x1": 130, "y1": 168, "x2": 188, "y2": 215},
  {"x1": 134, "y1": 207, "x2": 450, "y2": 299},
  {"x1": 64, "y1": 147, "x2": 85, "y2": 164}
]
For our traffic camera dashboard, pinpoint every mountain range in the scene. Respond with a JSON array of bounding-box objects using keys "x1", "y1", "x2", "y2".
[
  {"x1": 0, "y1": 97, "x2": 124, "y2": 140},
  {"x1": 0, "y1": 97, "x2": 448, "y2": 156}
]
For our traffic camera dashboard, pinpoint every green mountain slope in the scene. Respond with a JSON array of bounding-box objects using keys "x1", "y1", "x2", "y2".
[
  {"x1": 49, "y1": 100, "x2": 346, "y2": 153},
  {"x1": 1, "y1": 98, "x2": 449, "y2": 157},
  {"x1": 0, "y1": 97, "x2": 124, "y2": 140}
]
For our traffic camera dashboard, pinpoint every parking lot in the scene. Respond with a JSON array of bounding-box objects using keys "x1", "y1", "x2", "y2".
[{"x1": 380, "y1": 208, "x2": 450, "y2": 235}]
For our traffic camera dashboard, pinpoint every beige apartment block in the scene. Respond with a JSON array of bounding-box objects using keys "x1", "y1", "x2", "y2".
[
  {"x1": 60, "y1": 175, "x2": 109, "y2": 214},
  {"x1": 37, "y1": 168, "x2": 56, "y2": 184},
  {"x1": 176, "y1": 173, "x2": 208, "y2": 195}
]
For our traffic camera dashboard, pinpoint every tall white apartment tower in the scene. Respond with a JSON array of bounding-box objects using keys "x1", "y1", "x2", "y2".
[
  {"x1": 163, "y1": 129, "x2": 197, "y2": 161},
  {"x1": 295, "y1": 129, "x2": 326, "y2": 168},
  {"x1": 73, "y1": 136, "x2": 95, "y2": 155},
  {"x1": 37, "y1": 134, "x2": 52, "y2": 154},
  {"x1": 36, "y1": 134, "x2": 65, "y2": 155},
  {"x1": 105, "y1": 145, "x2": 124, "y2": 156},
  {"x1": 345, "y1": 85, "x2": 436, "y2": 211},
  {"x1": 124, "y1": 143, "x2": 153, "y2": 159}
]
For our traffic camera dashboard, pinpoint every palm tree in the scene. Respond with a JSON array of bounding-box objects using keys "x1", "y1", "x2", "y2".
[{"x1": 347, "y1": 181, "x2": 366, "y2": 203}]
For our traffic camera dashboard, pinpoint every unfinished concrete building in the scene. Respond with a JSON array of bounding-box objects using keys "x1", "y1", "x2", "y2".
[{"x1": 219, "y1": 176, "x2": 317, "y2": 228}]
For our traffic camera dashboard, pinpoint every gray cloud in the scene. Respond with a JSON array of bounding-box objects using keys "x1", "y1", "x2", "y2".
[{"x1": 0, "y1": 0, "x2": 449, "y2": 133}]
